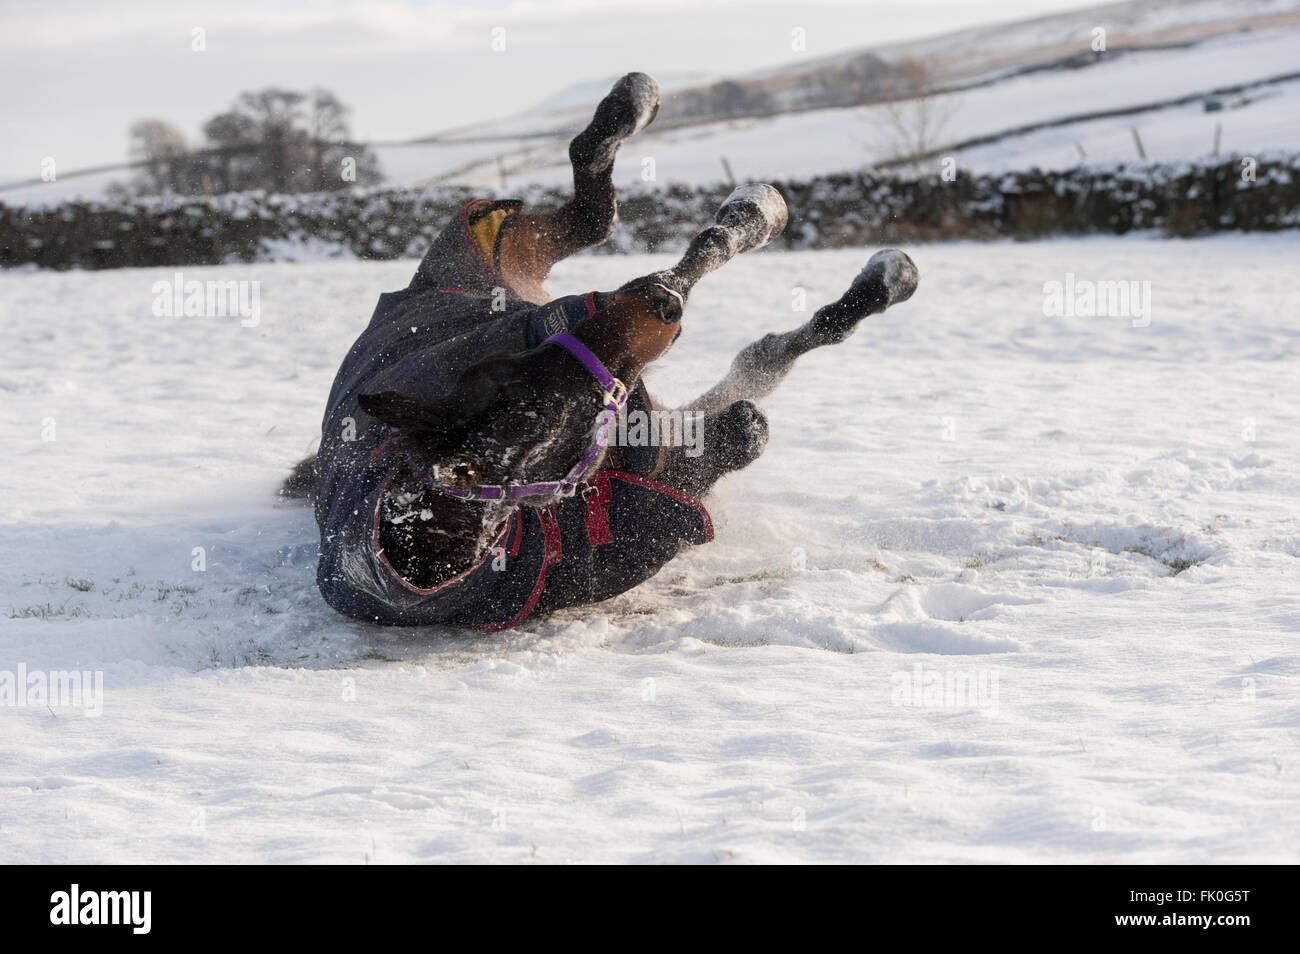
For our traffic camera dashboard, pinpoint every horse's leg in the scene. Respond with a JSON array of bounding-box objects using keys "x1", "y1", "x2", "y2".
[
  {"x1": 650, "y1": 250, "x2": 919, "y2": 498},
  {"x1": 646, "y1": 184, "x2": 789, "y2": 299},
  {"x1": 684, "y1": 249, "x2": 919, "y2": 416},
  {"x1": 497, "y1": 72, "x2": 660, "y2": 302},
  {"x1": 647, "y1": 399, "x2": 769, "y2": 498},
  {"x1": 567, "y1": 183, "x2": 790, "y2": 386}
]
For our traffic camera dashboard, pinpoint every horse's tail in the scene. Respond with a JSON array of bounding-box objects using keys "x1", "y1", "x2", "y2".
[{"x1": 279, "y1": 454, "x2": 317, "y2": 501}]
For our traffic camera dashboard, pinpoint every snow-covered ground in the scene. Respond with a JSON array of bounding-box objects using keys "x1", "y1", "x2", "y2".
[{"x1": 2, "y1": 233, "x2": 1298, "y2": 863}]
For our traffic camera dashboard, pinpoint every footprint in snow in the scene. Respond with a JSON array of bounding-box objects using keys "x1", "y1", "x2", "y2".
[{"x1": 868, "y1": 584, "x2": 1035, "y2": 655}]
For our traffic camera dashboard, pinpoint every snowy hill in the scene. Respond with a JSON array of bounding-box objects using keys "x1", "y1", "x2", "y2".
[
  {"x1": 528, "y1": 71, "x2": 714, "y2": 113},
  {"x1": 5, "y1": 0, "x2": 1299, "y2": 206},
  {"x1": 369, "y1": 0, "x2": 1300, "y2": 190}
]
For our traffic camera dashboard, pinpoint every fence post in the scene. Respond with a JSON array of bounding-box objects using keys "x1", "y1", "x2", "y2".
[
  {"x1": 720, "y1": 156, "x2": 736, "y2": 186},
  {"x1": 1130, "y1": 127, "x2": 1147, "y2": 161}
]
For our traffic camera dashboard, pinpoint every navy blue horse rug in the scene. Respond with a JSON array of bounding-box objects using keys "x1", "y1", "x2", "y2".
[{"x1": 311, "y1": 200, "x2": 713, "y2": 631}]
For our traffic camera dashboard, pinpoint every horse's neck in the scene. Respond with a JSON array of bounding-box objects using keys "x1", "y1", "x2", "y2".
[{"x1": 377, "y1": 471, "x2": 511, "y2": 589}]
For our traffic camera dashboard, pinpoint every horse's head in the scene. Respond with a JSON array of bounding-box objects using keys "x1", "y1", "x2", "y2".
[
  {"x1": 359, "y1": 277, "x2": 688, "y2": 505},
  {"x1": 358, "y1": 345, "x2": 609, "y2": 502}
]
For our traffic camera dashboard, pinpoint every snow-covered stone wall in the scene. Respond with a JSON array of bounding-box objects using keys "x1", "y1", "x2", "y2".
[{"x1": 3, "y1": 154, "x2": 1296, "y2": 270}]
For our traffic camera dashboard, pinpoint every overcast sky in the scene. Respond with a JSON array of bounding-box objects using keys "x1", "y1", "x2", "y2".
[{"x1": 1, "y1": 0, "x2": 1100, "y2": 182}]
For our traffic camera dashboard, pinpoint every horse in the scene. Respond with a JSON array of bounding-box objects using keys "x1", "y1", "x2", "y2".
[{"x1": 285, "y1": 72, "x2": 919, "y2": 630}]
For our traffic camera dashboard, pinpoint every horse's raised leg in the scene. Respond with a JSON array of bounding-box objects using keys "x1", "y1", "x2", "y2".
[
  {"x1": 497, "y1": 72, "x2": 660, "y2": 302},
  {"x1": 568, "y1": 183, "x2": 790, "y2": 384},
  {"x1": 686, "y1": 249, "x2": 919, "y2": 415},
  {"x1": 650, "y1": 399, "x2": 770, "y2": 498},
  {"x1": 647, "y1": 184, "x2": 789, "y2": 299},
  {"x1": 651, "y1": 250, "x2": 919, "y2": 497}
]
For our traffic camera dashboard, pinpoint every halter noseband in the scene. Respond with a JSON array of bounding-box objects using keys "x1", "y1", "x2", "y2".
[{"x1": 412, "y1": 332, "x2": 629, "y2": 502}]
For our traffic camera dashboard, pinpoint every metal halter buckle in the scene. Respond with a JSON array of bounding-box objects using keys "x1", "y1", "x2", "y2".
[{"x1": 603, "y1": 377, "x2": 629, "y2": 409}]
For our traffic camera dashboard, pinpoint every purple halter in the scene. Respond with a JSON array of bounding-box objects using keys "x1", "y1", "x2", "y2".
[{"x1": 415, "y1": 332, "x2": 629, "y2": 503}]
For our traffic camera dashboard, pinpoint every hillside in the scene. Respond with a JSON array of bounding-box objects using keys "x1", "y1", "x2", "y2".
[{"x1": 2, "y1": 0, "x2": 1297, "y2": 205}]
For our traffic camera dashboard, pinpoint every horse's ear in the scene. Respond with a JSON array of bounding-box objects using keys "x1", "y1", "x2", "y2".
[{"x1": 357, "y1": 390, "x2": 437, "y2": 430}]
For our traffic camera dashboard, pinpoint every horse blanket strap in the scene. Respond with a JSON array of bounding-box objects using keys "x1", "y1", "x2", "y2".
[{"x1": 315, "y1": 465, "x2": 712, "y2": 631}]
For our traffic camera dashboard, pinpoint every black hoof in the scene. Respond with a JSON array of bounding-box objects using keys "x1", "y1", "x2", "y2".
[
  {"x1": 854, "y1": 249, "x2": 919, "y2": 310},
  {"x1": 715, "y1": 184, "x2": 788, "y2": 253},
  {"x1": 810, "y1": 249, "x2": 919, "y2": 344},
  {"x1": 569, "y1": 72, "x2": 661, "y2": 174},
  {"x1": 714, "y1": 400, "x2": 769, "y2": 470}
]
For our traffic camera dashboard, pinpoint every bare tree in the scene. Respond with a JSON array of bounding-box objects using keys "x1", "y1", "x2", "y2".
[
  {"x1": 119, "y1": 87, "x2": 382, "y2": 196},
  {"x1": 235, "y1": 88, "x2": 307, "y2": 192},
  {"x1": 202, "y1": 110, "x2": 261, "y2": 192},
  {"x1": 304, "y1": 88, "x2": 378, "y2": 191},
  {"x1": 879, "y1": 57, "x2": 960, "y2": 173},
  {"x1": 307, "y1": 89, "x2": 343, "y2": 190},
  {"x1": 127, "y1": 120, "x2": 195, "y2": 194}
]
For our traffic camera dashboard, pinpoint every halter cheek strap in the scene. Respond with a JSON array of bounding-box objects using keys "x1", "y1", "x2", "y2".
[
  {"x1": 544, "y1": 333, "x2": 630, "y2": 410},
  {"x1": 412, "y1": 332, "x2": 629, "y2": 502}
]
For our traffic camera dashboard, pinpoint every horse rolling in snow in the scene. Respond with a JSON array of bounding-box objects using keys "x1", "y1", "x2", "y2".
[{"x1": 285, "y1": 72, "x2": 919, "y2": 630}]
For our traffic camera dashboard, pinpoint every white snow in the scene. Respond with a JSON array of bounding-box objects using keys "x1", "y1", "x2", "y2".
[
  {"x1": 369, "y1": 21, "x2": 1300, "y2": 187},
  {"x1": 463, "y1": 24, "x2": 1300, "y2": 189},
  {"x1": 2, "y1": 232, "x2": 1298, "y2": 863}
]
